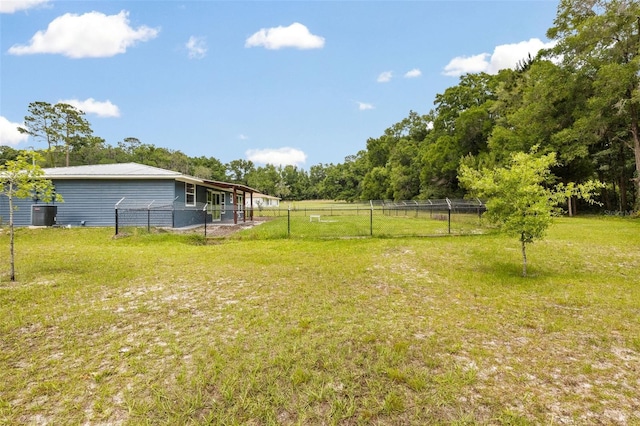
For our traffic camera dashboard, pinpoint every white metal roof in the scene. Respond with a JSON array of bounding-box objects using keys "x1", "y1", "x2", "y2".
[
  {"x1": 42, "y1": 162, "x2": 182, "y2": 178},
  {"x1": 41, "y1": 162, "x2": 259, "y2": 193}
]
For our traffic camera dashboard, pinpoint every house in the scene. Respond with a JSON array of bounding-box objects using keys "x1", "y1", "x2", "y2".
[
  {"x1": 0, "y1": 163, "x2": 257, "y2": 228},
  {"x1": 246, "y1": 192, "x2": 281, "y2": 210}
]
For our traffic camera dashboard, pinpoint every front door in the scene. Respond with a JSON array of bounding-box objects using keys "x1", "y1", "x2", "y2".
[{"x1": 207, "y1": 190, "x2": 222, "y2": 221}]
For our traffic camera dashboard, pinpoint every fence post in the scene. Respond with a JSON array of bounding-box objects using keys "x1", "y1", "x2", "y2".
[
  {"x1": 287, "y1": 208, "x2": 291, "y2": 237},
  {"x1": 202, "y1": 203, "x2": 208, "y2": 237},
  {"x1": 446, "y1": 198, "x2": 452, "y2": 234},
  {"x1": 370, "y1": 207, "x2": 373, "y2": 236},
  {"x1": 147, "y1": 209, "x2": 151, "y2": 233},
  {"x1": 114, "y1": 197, "x2": 125, "y2": 236}
]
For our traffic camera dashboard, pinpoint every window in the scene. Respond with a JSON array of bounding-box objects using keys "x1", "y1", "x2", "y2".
[
  {"x1": 236, "y1": 194, "x2": 244, "y2": 212},
  {"x1": 185, "y1": 183, "x2": 196, "y2": 206},
  {"x1": 221, "y1": 193, "x2": 225, "y2": 214}
]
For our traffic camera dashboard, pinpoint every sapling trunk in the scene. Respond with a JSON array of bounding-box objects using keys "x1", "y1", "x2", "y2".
[
  {"x1": 521, "y1": 234, "x2": 527, "y2": 278},
  {"x1": 9, "y1": 189, "x2": 15, "y2": 282}
]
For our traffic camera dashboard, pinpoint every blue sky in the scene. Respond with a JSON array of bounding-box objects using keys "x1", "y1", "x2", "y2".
[{"x1": 1, "y1": 0, "x2": 559, "y2": 169}]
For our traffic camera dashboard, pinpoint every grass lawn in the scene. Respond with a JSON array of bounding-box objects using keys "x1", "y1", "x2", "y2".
[{"x1": 1, "y1": 216, "x2": 639, "y2": 424}]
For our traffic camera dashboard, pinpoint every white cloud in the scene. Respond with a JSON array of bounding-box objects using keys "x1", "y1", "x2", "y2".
[
  {"x1": 487, "y1": 38, "x2": 556, "y2": 73},
  {"x1": 0, "y1": 116, "x2": 29, "y2": 146},
  {"x1": 404, "y1": 68, "x2": 422, "y2": 78},
  {"x1": 377, "y1": 71, "x2": 392, "y2": 83},
  {"x1": 246, "y1": 147, "x2": 307, "y2": 167},
  {"x1": 8, "y1": 10, "x2": 159, "y2": 58},
  {"x1": 0, "y1": 0, "x2": 49, "y2": 14},
  {"x1": 357, "y1": 102, "x2": 374, "y2": 111},
  {"x1": 245, "y1": 22, "x2": 325, "y2": 50},
  {"x1": 58, "y1": 98, "x2": 120, "y2": 117},
  {"x1": 186, "y1": 36, "x2": 207, "y2": 59},
  {"x1": 238, "y1": 134, "x2": 249, "y2": 140},
  {"x1": 443, "y1": 38, "x2": 556, "y2": 77},
  {"x1": 442, "y1": 53, "x2": 490, "y2": 77}
]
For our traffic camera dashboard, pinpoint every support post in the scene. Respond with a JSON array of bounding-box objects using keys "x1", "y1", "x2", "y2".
[
  {"x1": 114, "y1": 197, "x2": 125, "y2": 236},
  {"x1": 446, "y1": 198, "x2": 452, "y2": 234},
  {"x1": 370, "y1": 207, "x2": 373, "y2": 236}
]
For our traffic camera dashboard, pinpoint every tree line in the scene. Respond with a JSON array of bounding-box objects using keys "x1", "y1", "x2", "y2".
[{"x1": 2, "y1": 0, "x2": 638, "y2": 211}]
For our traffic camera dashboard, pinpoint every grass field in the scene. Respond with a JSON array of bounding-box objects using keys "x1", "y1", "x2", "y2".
[{"x1": 1, "y1": 216, "x2": 639, "y2": 424}]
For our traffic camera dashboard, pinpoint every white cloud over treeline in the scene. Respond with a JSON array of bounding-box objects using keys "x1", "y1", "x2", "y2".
[
  {"x1": 246, "y1": 147, "x2": 307, "y2": 167},
  {"x1": 58, "y1": 98, "x2": 121, "y2": 118},
  {"x1": 8, "y1": 10, "x2": 159, "y2": 58},
  {"x1": 443, "y1": 38, "x2": 556, "y2": 77}
]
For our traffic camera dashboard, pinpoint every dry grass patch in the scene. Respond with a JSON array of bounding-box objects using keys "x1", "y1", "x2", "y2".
[{"x1": 1, "y1": 217, "x2": 639, "y2": 424}]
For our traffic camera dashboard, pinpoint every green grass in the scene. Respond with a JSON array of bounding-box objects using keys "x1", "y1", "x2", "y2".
[
  {"x1": 246, "y1": 212, "x2": 485, "y2": 239},
  {"x1": 1, "y1": 216, "x2": 639, "y2": 424}
]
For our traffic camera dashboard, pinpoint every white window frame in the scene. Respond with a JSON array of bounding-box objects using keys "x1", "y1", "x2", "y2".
[
  {"x1": 236, "y1": 194, "x2": 244, "y2": 212},
  {"x1": 185, "y1": 182, "x2": 196, "y2": 206},
  {"x1": 221, "y1": 193, "x2": 226, "y2": 215}
]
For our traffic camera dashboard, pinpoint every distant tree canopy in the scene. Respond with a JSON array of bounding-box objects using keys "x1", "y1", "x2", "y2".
[{"x1": 3, "y1": 1, "x2": 638, "y2": 210}]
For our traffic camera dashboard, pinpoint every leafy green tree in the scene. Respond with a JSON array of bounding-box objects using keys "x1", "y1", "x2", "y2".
[
  {"x1": 69, "y1": 136, "x2": 107, "y2": 166},
  {"x1": 1, "y1": 152, "x2": 62, "y2": 281},
  {"x1": 191, "y1": 156, "x2": 227, "y2": 180},
  {"x1": 279, "y1": 165, "x2": 310, "y2": 200},
  {"x1": 247, "y1": 164, "x2": 279, "y2": 195},
  {"x1": 362, "y1": 111, "x2": 430, "y2": 200},
  {"x1": 307, "y1": 164, "x2": 328, "y2": 199},
  {"x1": 0, "y1": 146, "x2": 20, "y2": 165},
  {"x1": 388, "y1": 138, "x2": 420, "y2": 200},
  {"x1": 321, "y1": 152, "x2": 367, "y2": 202},
  {"x1": 459, "y1": 148, "x2": 600, "y2": 277},
  {"x1": 421, "y1": 73, "x2": 500, "y2": 197},
  {"x1": 545, "y1": 0, "x2": 640, "y2": 210},
  {"x1": 488, "y1": 59, "x2": 598, "y2": 214},
  {"x1": 361, "y1": 166, "x2": 391, "y2": 200},
  {"x1": 226, "y1": 159, "x2": 255, "y2": 185}
]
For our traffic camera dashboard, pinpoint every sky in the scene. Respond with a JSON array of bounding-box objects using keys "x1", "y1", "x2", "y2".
[{"x1": 1, "y1": 0, "x2": 560, "y2": 169}]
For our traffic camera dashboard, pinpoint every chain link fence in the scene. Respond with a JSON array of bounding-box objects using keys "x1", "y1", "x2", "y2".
[
  {"x1": 114, "y1": 197, "x2": 219, "y2": 236},
  {"x1": 114, "y1": 198, "x2": 487, "y2": 239},
  {"x1": 255, "y1": 199, "x2": 487, "y2": 238}
]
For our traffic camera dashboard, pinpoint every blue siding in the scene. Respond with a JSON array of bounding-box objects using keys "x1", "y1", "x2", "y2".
[
  {"x1": 0, "y1": 178, "x2": 250, "y2": 228},
  {"x1": 57, "y1": 179, "x2": 176, "y2": 226},
  {"x1": 172, "y1": 181, "x2": 241, "y2": 225},
  {"x1": 0, "y1": 179, "x2": 176, "y2": 227}
]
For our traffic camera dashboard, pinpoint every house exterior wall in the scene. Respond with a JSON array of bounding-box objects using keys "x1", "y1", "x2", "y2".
[
  {"x1": 0, "y1": 176, "x2": 250, "y2": 228},
  {"x1": 172, "y1": 181, "x2": 240, "y2": 227},
  {"x1": 248, "y1": 196, "x2": 280, "y2": 209},
  {"x1": 0, "y1": 179, "x2": 177, "y2": 227}
]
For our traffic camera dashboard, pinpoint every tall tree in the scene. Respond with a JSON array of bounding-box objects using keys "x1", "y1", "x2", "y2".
[
  {"x1": 546, "y1": 0, "x2": 640, "y2": 210},
  {"x1": 55, "y1": 103, "x2": 93, "y2": 167},
  {"x1": 19, "y1": 102, "x2": 94, "y2": 167},
  {"x1": 18, "y1": 102, "x2": 59, "y2": 167},
  {"x1": 421, "y1": 73, "x2": 500, "y2": 197},
  {"x1": 1, "y1": 152, "x2": 62, "y2": 281}
]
